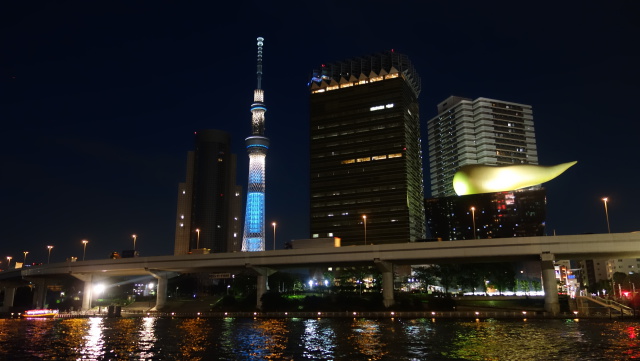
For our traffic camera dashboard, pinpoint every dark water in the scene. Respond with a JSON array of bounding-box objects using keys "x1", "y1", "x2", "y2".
[{"x1": 1, "y1": 317, "x2": 640, "y2": 360}]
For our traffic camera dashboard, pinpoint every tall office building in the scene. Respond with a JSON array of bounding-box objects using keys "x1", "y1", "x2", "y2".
[
  {"x1": 427, "y1": 96, "x2": 538, "y2": 198},
  {"x1": 309, "y1": 51, "x2": 426, "y2": 246},
  {"x1": 174, "y1": 129, "x2": 242, "y2": 255},
  {"x1": 241, "y1": 37, "x2": 270, "y2": 252}
]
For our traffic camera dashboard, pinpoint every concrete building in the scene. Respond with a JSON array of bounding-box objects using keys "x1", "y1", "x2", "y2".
[
  {"x1": 427, "y1": 96, "x2": 538, "y2": 198},
  {"x1": 174, "y1": 129, "x2": 242, "y2": 255},
  {"x1": 308, "y1": 51, "x2": 426, "y2": 246}
]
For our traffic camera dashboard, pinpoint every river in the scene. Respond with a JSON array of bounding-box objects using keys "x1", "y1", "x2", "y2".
[{"x1": 1, "y1": 316, "x2": 639, "y2": 360}]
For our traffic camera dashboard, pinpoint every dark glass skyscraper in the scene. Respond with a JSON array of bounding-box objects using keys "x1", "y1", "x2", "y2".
[
  {"x1": 174, "y1": 129, "x2": 242, "y2": 254},
  {"x1": 308, "y1": 51, "x2": 426, "y2": 246},
  {"x1": 425, "y1": 189, "x2": 547, "y2": 241}
]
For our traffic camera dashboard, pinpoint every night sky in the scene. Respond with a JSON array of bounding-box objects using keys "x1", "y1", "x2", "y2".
[{"x1": 2, "y1": 2, "x2": 639, "y2": 264}]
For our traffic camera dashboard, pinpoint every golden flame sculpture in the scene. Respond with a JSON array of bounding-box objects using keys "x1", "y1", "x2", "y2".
[{"x1": 453, "y1": 161, "x2": 577, "y2": 196}]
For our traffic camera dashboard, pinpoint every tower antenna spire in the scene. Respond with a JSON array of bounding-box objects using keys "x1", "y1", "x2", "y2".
[
  {"x1": 256, "y1": 37, "x2": 264, "y2": 89},
  {"x1": 242, "y1": 37, "x2": 269, "y2": 252}
]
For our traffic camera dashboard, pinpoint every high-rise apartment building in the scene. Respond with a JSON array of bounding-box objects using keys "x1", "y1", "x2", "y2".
[
  {"x1": 174, "y1": 129, "x2": 242, "y2": 255},
  {"x1": 308, "y1": 51, "x2": 426, "y2": 246},
  {"x1": 427, "y1": 96, "x2": 538, "y2": 198}
]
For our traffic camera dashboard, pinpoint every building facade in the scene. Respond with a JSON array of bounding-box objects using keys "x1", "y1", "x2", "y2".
[
  {"x1": 425, "y1": 189, "x2": 546, "y2": 241},
  {"x1": 174, "y1": 129, "x2": 241, "y2": 255},
  {"x1": 308, "y1": 51, "x2": 426, "y2": 246},
  {"x1": 427, "y1": 96, "x2": 538, "y2": 198}
]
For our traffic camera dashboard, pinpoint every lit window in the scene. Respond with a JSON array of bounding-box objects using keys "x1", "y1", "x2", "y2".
[
  {"x1": 341, "y1": 159, "x2": 355, "y2": 164},
  {"x1": 388, "y1": 153, "x2": 402, "y2": 158},
  {"x1": 312, "y1": 234, "x2": 319, "y2": 238},
  {"x1": 372, "y1": 155, "x2": 387, "y2": 161},
  {"x1": 356, "y1": 157, "x2": 371, "y2": 162}
]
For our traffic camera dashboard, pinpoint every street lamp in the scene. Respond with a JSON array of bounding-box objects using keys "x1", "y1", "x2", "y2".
[
  {"x1": 470, "y1": 207, "x2": 477, "y2": 239},
  {"x1": 23, "y1": 251, "x2": 29, "y2": 265},
  {"x1": 82, "y1": 240, "x2": 89, "y2": 261},
  {"x1": 362, "y1": 215, "x2": 367, "y2": 245},
  {"x1": 132, "y1": 234, "x2": 137, "y2": 250},
  {"x1": 6, "y1": 256, "x2": 12, "y2": 269},
  {"x1": 195, "y1": 229, "x2": 200, "y2": 249},
  {"x1": 272, "y1": 222, "x2": 277, "y2": 250},
  {"x1": 47, "y1": 245, "x2": 53, "y2": 264},
  {"x1": 602, "y1": 197, "x2": 611, "y2": 233}
]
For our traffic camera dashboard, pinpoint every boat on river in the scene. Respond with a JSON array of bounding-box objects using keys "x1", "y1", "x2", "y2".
[{"x1": 21, "y1": 309, "x2": 59, "y2": 318}]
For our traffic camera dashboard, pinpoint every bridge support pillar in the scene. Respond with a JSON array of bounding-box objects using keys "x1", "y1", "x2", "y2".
[
  {"x1": 540, "y1": 253, "x2": 560, "y2": 315},
  {"x1": 247, "y1": 265, "x2": 276, "y2": 310},
  {"x1": 30, "y1": 278, "x2": 47, "y2": 309},
  {"x1": 70, "y1": 273, "x2": 103, "y2": 311},
  {"x1": 374, "y1": 259, "x2": 395, "y2": 308},
  {"x1": 147, "y1": 270, "x2": 179, "y2": 311},
  {"x1": 2, "y1": 287, "x2": 16, "y2": 312}
]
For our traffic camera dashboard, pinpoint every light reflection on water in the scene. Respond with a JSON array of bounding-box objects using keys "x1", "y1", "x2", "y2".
[
  {"x1": 232, "y1": 318, "x2": 290, "y2": 359},
  {"x1": 349, "y1": 318, "x2": 388, "y2": 360},
  {"x1": 2, "y1": 317, "x2": 640, "y2": 360},
  {"x1": 302, "y1": 318, "x2": 336, "y2": 359}
]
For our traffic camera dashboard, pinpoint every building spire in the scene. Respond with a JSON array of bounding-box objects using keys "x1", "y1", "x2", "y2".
[{"x1": 256, "y1": 37, "x2": 264, "y2": 90}]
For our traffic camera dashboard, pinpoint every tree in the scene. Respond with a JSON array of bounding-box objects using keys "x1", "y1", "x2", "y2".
[
  {"x1": 487, "y1": 263, "x2": 516, "y2": 295},
  {"x1": 432, "y1": 264, "x2": 459, "y2": 294},
  {"x1": 231, "y1": 271, "x2": 257, "y2": 297},
  {"x1": 458, "y1": 264, "x2": 489, "y2": 294},
  {"x1": 335, "y1": 266, "x2": 381, "y2": 294},
  {"x1": 412, "y1": 266, "x2": 437, "y2": 291},
  {"x1": 267, "y1": 271, "x2": 301, "y2": 293}
]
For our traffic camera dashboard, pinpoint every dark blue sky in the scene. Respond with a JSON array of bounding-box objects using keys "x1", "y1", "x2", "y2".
[{"x1": 2, "y1": 1, "x2": 639, "y2": 264}]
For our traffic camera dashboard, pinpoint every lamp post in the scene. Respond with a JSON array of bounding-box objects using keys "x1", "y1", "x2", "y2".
[
  {"x1": 6, "y1": 256, "x2": 12, "y2": 269},
  {"x1": 82, "y1": 240, "x2": 89, "y2": 261},
  {"x1": 23, "y1": 251, "x2": 29, "y2": 265},
  {"x1": 363, "y1": 215, "x2": 367, "y2": 245},
  {"x1": 195, "y1": 229, "x2": 200, "y2": 249},
  {"x1": 47, "y1": 245, "x2": 53, "y2": 264},
  {"x1": 132, "y1": 234, "x2": 137, "y2": 251},
  {"x1": 272, "y1": 222, "x2": 277, "y2": 250},
  {"x1": 602, "y1": 197, "x2": 611, "y2": 233},
  {"x1": 470, "y1": 207, "x2": 477, "y2": 239}
]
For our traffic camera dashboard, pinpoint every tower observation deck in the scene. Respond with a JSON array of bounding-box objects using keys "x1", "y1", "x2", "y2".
[{"x1": 242, "y1": 37, "x2": 270, "y2": 252}]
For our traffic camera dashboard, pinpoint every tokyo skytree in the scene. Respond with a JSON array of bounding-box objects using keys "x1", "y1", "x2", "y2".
[{"x1": 241, "y1": 37, "x2": 269, "y2": 252}]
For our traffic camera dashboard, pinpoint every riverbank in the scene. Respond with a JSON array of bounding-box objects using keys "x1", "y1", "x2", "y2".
[{"x1": 50, "y1": 309, "x2": 636, "y2": 320}]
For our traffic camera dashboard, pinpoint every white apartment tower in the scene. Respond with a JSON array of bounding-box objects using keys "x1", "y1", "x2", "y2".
[{"x1": 427, "y1": 96, "x2": 538, "y2": 197}]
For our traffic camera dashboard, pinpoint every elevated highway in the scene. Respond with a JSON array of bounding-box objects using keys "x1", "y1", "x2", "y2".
[{"x1": 3, "y1": 233, "x2": 639, "y2": 314}]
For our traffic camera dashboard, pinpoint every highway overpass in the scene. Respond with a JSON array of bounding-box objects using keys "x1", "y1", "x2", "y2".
[{"x1": 2, "y1": 232, "x2": 639, "y2": 314}]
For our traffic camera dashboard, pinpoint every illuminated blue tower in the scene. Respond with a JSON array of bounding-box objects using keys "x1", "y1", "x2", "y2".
[{"x1": 241, "y1": 37, "x2": 269, "y2": 252}]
